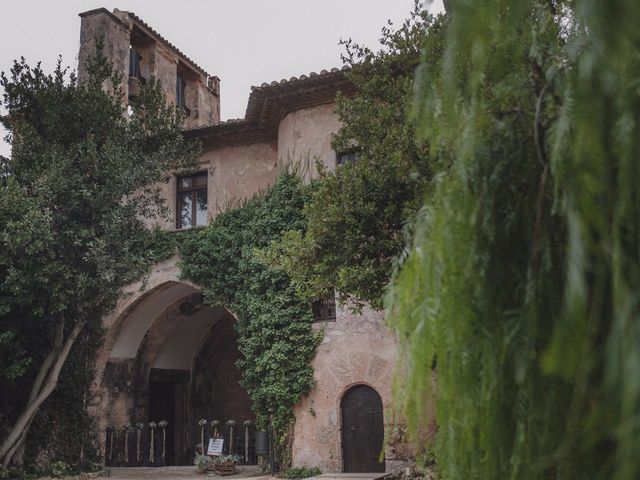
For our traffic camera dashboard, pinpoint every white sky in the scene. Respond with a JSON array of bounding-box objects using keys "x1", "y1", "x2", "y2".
[{"x1": 0, "y1": 0, "x2": 444, "y2": 158}]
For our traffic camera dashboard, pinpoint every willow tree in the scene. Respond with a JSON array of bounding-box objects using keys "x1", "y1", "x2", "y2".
[
  {"x1": 389, "y1": 0, "x2": 640, "y2": 478},
  {"x1": 0, "y1": 46, "x2": 197, "y2": 466}
]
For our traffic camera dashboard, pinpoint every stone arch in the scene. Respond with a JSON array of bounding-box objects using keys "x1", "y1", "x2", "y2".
[
  {"x1": 92, "y1": 256, "x2": 195, "y2": 395},
  {"x1": 90, "y1": 255, "x2": 256, "y2": 465}
]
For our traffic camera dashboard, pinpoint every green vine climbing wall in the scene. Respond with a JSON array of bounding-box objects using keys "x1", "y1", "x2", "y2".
[{"x1": 178, "y1": 172, "x2": 321, "y2": 467}]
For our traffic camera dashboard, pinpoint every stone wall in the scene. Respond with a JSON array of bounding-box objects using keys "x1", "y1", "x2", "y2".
[
  {"x1": 277, "y1": 103, "x2": 341, "y2": 180},
  {"x1": 151, "y1": 140, "x2": 278, "y2": 230},
  {"x1": 78, "y1": 9, "x2": 130, "y2": 90},
  {"x1": 291, "y1": 305, "x2": 412, "y2": 473}
]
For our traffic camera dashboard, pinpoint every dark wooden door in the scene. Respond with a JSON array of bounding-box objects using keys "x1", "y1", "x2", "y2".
[
  {"x1": 341, "y1": 385, "x2": 385, "y2": 472},
  {"x1": 149, "y1": 381, "x2": 176, "y2": 465}
]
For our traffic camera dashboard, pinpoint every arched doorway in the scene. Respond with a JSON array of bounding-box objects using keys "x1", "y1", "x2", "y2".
[
  {"x1": 98, "y1": 275, "x2": 255, "y2": 466},
  {"x1": 341, "y1": 385, "x2": 385, "y2": 473}
]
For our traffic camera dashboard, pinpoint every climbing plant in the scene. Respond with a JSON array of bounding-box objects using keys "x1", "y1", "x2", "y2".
[
  {"x1": 390, "y1": 0, "x2": 640, "y2": 478},
  {"x1": 179, "y1": 172, "x2": 321, "y2": 466}
]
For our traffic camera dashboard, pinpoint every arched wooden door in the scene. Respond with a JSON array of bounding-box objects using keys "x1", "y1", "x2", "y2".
[{"x1": 341, "y1": 385, "x2": 385, "y2": 472}]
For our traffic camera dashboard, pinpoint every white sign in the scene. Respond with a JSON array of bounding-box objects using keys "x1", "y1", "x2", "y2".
[{"x1": 207, "y1": 438, "x2": 224, "y2": 456}]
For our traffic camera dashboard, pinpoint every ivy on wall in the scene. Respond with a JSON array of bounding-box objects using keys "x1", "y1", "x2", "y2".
[{"x1": 178, "y1": 172, "x2": 321, "y2": 466}]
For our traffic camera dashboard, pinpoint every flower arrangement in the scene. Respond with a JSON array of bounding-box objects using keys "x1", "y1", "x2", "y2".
[
  {"x1": 158, "y1": 420, "x2": 169, "y2": 461},
  {"x1": 107, "y1": 426, "x2": 115, "y2": 461},
  {"x1": 213, "y1": 454, "x2": 241, "y2": 465},
  {"x1": 135, "y1": 422, "x2": 144, "y2": 462},
  {"x1": 211, "y1": 419, "x2": 220, "y2": 438},
  {"x1": 194, "y1": 453, "x2": 210, "y2": 474},
  {"x1": 198, "y1": 419, "x2": 207, "y2": 454},
  {"x1": 149, "y1": 422, "x2": 157, "y2": 463},
  {"x1": 243, "y1": 420, "x2": 252, "y2": 462},
  {"x1": 123, "y1": 423, "x2": 132, "y2": 463},
  {"x1": 212, "y1": 454, "x2": 241, "y2": 476},
  {"x1": 227, "y1": 420, "x2": 236, "y2": 453}
]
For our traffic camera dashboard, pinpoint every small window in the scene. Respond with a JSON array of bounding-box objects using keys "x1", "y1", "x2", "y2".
[
  {"x1": 129, "y1": 47, "x2": 142, "y2": 79},
  {"x1": 312, "y1": 288, "x2": 337, "y2": 322},
  {"x1": 336, "y1": 150, "x2": 359, "y2": 166},
  {"x1": 177, "y1": 172, "x2": 207, "y2": 229},
  {"x1": 176, "y1": 74, "x2": 190, "y2": 116}
]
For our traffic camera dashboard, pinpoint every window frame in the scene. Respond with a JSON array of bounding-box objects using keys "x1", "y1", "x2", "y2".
[
  {"x1": 176, "y1": 172, "x2": 208, "y2": 229},
  {"x1": 312, "y1": 288, "x2": 337, "y2": 322},
  {"x1": 176, "y1": 73, "x2": 191, "y2": 116},
  {"x1": 336, "y1": 149, "x2": 360, "y2": 166},
  {"x1": 129, "y1": 48, "x2": 142, "y2": 79}
]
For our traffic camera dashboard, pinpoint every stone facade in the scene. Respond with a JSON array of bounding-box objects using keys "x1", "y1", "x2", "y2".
[
  {"x1": 81, "y1": 8, "x2": 411, "y2": 472},
  {"x1": 79, "y1": 8, "x2": 220, "y2": 129}
]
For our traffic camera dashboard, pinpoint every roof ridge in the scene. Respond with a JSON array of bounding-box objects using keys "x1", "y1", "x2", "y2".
[{"x1": 251, "y1": 65, "x2": 350, "y2": 91}]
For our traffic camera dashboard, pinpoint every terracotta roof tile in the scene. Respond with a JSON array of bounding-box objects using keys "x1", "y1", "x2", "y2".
[{"x1": 185, "y1": 66, "x2": 354, "y2": 148}]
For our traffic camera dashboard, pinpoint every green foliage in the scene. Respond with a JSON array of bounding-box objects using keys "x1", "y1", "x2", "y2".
[
  {"x1": 0, "y1": 330, "x2": 30, "y2": 381},
  {"x1": 179, "y1": 172, "x2": 321, "y2": 467},
  {"x1": 0, "y1": 42, "x2": 198, "y2": 467},
  {"x1": 390, "y1": 0, "x2": 640, "y2": 478},
  {"x1": 48, "y1": 461, "x2": 70, "y2": 478},
  {"x1": 267, "y1": 5, "x2": 443, "y2": 310},
  {"x1": 280, "y1": 466, "x2": 322, "y2": 479},
  {"x1": 24, "y1": 325, "x2": 103, "y2": 471}
]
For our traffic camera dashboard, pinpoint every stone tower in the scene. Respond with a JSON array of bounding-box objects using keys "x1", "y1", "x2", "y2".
[{"x1": 78, "y1": 8, "x2": 220, "y2": 129}]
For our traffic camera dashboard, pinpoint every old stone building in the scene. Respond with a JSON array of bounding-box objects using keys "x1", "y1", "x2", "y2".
[{"x1": 79, "y1": 8, "x2": 410, "y2": 473}]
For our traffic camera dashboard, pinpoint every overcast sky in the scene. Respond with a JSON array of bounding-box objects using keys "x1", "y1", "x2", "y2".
[{"x1": 0, "y1": 0, "x2": 444, "y2": 158}]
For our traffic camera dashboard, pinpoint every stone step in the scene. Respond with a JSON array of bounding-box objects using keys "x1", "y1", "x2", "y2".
[{"x1": 312, "y1": 473, "x2": 389, "y2": 480}]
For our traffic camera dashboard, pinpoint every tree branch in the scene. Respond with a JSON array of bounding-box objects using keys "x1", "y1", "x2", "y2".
[{"x1": 1, "y1": 320, "x2": 85, "y2": 465}]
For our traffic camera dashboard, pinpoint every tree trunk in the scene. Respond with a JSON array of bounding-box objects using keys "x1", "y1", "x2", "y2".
[
  {"x1": 0, "y1": 318, "x2": 85, "y2": 466},
  {"x1": 6, "y1": 318, "x2": 66, "y2": 466}
]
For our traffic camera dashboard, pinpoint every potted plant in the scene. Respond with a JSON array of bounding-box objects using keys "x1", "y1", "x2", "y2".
[
  {"x1": 194, "y1": 453, "x2": 209, "y2": 474},
  {"x1": 213, "y1": 454, "x2": 241, "y2": 476}
]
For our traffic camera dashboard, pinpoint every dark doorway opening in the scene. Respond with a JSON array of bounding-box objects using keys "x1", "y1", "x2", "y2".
[
  {"x1": 191, "y1": 314, "x2": 256, "y2": 461},
  {"x1": 341, "y1": 384, "x2": 385, "y2": 473},
  {"x1": 148, "y1": 380, "x2": 176, "y2": 465}
]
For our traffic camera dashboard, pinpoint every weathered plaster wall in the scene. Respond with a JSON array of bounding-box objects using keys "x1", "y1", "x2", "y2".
[
  {"x1": 291, "y1": 306, "x2": 411, "y2": 473},
  {"x1": 203, "y1": 141, "x2": 279, "y2": 215},
  {"x1": 88, "y1": 257, "x2": 193, "y2": 446},
  {"x1": 78, "y1": 10, "x2": 130, "y2": 88},
  {"x1": 153, "y1": 140, "x2": 278, "y2": 229},
  {"x1": 277, "y1": 103, "x2": 341, "y2": 180}
]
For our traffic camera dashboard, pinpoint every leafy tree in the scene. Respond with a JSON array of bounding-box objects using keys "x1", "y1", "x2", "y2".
[
  {"x1": 266, "y1": 5, "x2": 444, "y2": 310},
  {"x1": 0, "y1": 45, "x2": 197, "y2": 466},
  {"x1": 390, "y1": 0, "x2": 640, "y2": 478}
]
